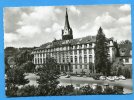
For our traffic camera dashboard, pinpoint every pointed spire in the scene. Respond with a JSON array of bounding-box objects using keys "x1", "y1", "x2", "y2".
[
  {"x1": 98, "y1": 26, "x2": 104, "y2": 35},
  {"x1": 64, "y1": 8, "x2": 70, "y2": 29},
  {"x1": 65, "y1": 8, "x2": 68, "y2": 17},
  {"x1": 99, "y1": 27, "x2": 102, "y2": 33}
]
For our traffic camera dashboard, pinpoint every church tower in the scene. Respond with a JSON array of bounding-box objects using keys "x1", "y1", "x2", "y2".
[{"x1": 62, "y1": 8, "x2": 73, "y2": 40}]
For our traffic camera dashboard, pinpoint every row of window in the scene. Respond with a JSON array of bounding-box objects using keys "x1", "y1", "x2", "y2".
[
  {"x1": 35, "y1": 49, "x2": 93, "y2": 57},
  {"x1": 34, "y1": 43, "x2": 93, "y2": 53},
  {"x1": 34, "y1": 55, "x2": 93, "y2": 64},
  {"x1": 75, "y1": 65, "x2": 88, "y2": 69}
]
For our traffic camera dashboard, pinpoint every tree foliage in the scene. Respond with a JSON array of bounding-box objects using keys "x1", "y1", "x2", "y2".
[
  {"x1": 36, "y1": 57, "x2": 60, "y2": 95},
  {"x1": 94, "y1": 27, "x2": 111, "y2": 75},
  {"x1": 14, "y1": 50, "x2": 34, "y2": 66},
  {"x1": 17, "y1": 85, "x2": 38, "y2": 96},
  {"x1": 22, "y1": 61, "x2": 36, "y2": 73},
  {"x1": 111, "y1": 58, "x2": 131, "y2": 78},
  {"x1": 6, "y1": 67, "x2": 29, "y2": 97},
  {"x1": 5, "y1": 56, "x2": 10, "y2": 74}
]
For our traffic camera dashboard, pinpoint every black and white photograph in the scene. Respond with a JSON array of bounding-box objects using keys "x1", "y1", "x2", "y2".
[{"x1": 4, "y1": 4, "x2": 132, "y2": 97}]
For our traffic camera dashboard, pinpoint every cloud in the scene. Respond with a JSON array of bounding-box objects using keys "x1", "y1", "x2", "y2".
[
  {"x1": 4, "y1": 5, "x2": 132, "y2": 48},
  {"x1": 68, "y1": 6, "x2": 80, "y2": 15},
  {"x1": 94, "y1": 12, "x2": 116, "y2": 29},
  {"x1": 104, "y1": 25, "x2": 131, "y2": 41},
  {"x1": 45, "y1": 27, "x2": 51, "y2": 33},
  {"x1": 4, "y1": 6, "x2": 62, "y2": 47},
  {"x1": 119, "y1": 4, "x2": 131, "y2": 11},
  {"x1": 55, "y1": 8, "x2": 62, "y2": 14},
  {"x1": 117, "y1": 15, "x2": 131, "y2": 25},
  {"x1": 16, "y1": 25, "x2": 41, "y2": 38},
  {"x1": 80, "y1": 11, "x2": 131, "y2": 41},
  {"x1": 80, "y1": 23, "x2": 90, "y2": 30},
  {"x1": 44, "y1": 23, "x2": 62, "y2": 40},
  {"x1": 4, "y1": 33, "x2": 19, "y2": 43},
  {"x1": 18, "y1": 7, "x2": 57, "y2": 27}
]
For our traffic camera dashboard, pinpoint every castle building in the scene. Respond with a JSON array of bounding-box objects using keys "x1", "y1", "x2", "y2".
[{"x1": 32, "y1": 9, "x2": 116, "y2": 74}]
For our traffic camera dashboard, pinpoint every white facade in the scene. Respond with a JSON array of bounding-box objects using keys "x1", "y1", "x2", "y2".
[{"x1": 32, "y1": 39, "x2": 115, "y2": 74}]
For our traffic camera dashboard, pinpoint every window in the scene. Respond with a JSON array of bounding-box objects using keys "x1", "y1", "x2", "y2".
[
  {"x1": 79, "y1": 50, "x2": 82, "y2": 55},
  {"x1": 70, "y1": 45, "x2": 73, "y2": 49},
  {"x1": 38, "y1": 58, "x2": 39, "y2": 64},
  {"x1": 43, "y1": 58, "x2": 45, "y2": 63},
  {"x1": 74, "y1": 50, "x2": 77, "y2": 55},
  {"x1": 80, "y1": 65, "x2": 82, "y2": 69},
  {"x1": 40, "y1": 58, "x2": 42, "y2": 64},
  {"x1": 125, "y1": 58, "x2": 129, "y2": 63},
  {"x1": 75, "y1": 56, "x2": 77, "y2": 63},
  {"x1": 66, "y1": 46, "x2": 68, "y2": 50},
  {"x1": 66, "y1": 56, "x2": 69, "y2": 62},
  {"x1": 84, "y1": 49, "x2": 87, "y2": 54},
  {"x1": 62, "y1": 52, "x2": 64, "y2": 58},
  {"x1": 84, "y1": 44, "x2": 87, "y2": 48},
  {"x1": 63, "y1": 58, "x2": 65, "y2": 63},
  {"x1": 71, "y1": 56, "x2": 73, "y2": 63},
  {"x1": 84, "y1": 55, "x2": 87, "y2": 63},
  {"x1": 35, "y1": 58, "x2": 37, "y2": 64},
  {"x1": 59, "y1": 57, "x2": 61, "y2": 63},
  {"x1": 89, "y1": 55, "x2": 92, "y2": 62},
  {"x1": 89, "y1": 49, "x2": 92, "y2": 54},
  {"x1": 89, "y1": 43, "x2": 92, "y2": 47},
  {"x1": 79, "y1": 44, "x2": 82, "y2": 49},
  {"x1": 75, "y1": 45, "x2": 77, "y2": 49},
  {"x1": 75, "y1": 65, "x2": 77, "y2": 69},
  {"x1": 70, "y1": 51, "x2": 73, "y2": 55},
  {"x1": 84, "y1": 65, "x2": 87, "y2": 69},
  {"x1": 79, "y1": 56, "x2": 82, "y2": 63}
]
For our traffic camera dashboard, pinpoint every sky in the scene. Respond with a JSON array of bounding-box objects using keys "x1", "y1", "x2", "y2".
[{"x1": 4, "y1": 4, "x2": 131, "y2": 48}]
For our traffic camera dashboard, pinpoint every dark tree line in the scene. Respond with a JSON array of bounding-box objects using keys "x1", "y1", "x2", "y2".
[{"x1": 5, "y1": 50, "x2": 35, "y2": 97}]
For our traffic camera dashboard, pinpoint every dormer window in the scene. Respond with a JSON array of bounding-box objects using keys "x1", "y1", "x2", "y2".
[{"x1": 125, "y1": 58, "x2": 129, "y2": 63}]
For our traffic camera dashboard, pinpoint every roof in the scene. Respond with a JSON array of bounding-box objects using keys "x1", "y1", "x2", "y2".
[
  {"x1": 35, "y1": 36, "x2": 96, "y2": 50},
  {"x1": 34, "y1": 35, "x2": 114, "y2": 50}
]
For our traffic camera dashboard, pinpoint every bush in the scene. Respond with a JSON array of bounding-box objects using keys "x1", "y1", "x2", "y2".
[
  {"x1": 92, "y1": 85, "x2": 103, "y2": 94},
  {"x1": 22, "y1": 61, "x2": 36, "y2": 73},
  {"x1": 17, "y1": 85, "x2": 38, "y2": 96},
  {"x1": 79, "y1": 85, "x2": 94, "y2": 95},
  {"x1": 113, "y1": 86, "x2": 124, "y2": 94},
  {"x1": 103, "y1": 87, "x2": 115, "y2": 94},
  {"x1": 6, "y1": 85, "x2": 18, "y2": 97}
]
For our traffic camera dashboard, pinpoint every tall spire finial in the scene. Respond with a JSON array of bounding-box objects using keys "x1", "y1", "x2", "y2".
[{"x1": 64, "y1": 8, "x2": 70, "y2": 28}]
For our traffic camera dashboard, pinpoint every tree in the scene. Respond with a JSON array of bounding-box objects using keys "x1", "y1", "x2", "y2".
[
  {"x1": 36, "y1": 57, "x2": 60, "y2": 96},
  {"x1": 94, "y1": 27, "x2": 110, "y2": 75},
  {"x1": 14, "y1": 50, "x2": 34, "y2": 66},
  {"x1": 6, "y1": 67, "x2": 29, "y2": 97},
  {"x1": 22, "y1": 61, "x2": 36, "y2": 73},
  {"x1": 5, "y1": 56, "x2": 10, "y2": 74}
]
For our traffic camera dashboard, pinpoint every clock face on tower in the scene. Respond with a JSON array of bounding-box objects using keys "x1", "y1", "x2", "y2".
[{"x1": 64, "y1": 28, "x2": 69, "y2": 35}]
